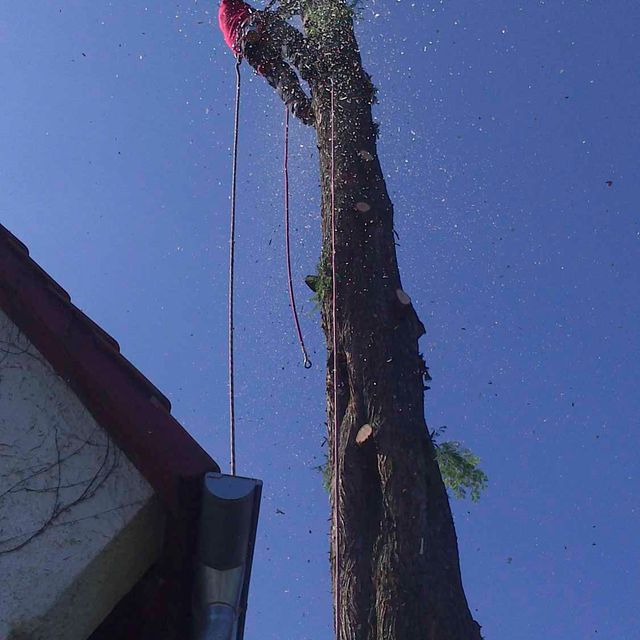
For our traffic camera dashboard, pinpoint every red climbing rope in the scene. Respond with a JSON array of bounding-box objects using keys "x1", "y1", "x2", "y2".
[
  {"x1": 228, "y1": 56, "x2": 242, "y2": 476},
  {"x1": 330, "y1": 78, "x2": 341, "y2": 640},
  {"x1": 283, "y1": 106, "x2": 312, "y2": 369}
]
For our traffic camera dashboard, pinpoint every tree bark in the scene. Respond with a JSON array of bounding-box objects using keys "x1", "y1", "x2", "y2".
[{"x1": 273, "y1": 2, "x2": 483, "y2": 637}]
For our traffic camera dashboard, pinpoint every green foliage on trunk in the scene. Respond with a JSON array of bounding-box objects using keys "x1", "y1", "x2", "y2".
[
  {"x1": 432, "y1": 427, "x2": 488, "y2": 502},
  {"x1": 306, "y1": 249, "x2": 332, "y2": 310},
  {"x1": 275, "y1": 0, "x2": 364, "y2": 20},
  {"x1": 302, "y1": 1, "x2": 358, "y2": 39}
]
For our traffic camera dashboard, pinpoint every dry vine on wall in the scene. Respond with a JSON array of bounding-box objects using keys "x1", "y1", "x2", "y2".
[{"x1": 0, "y1": 314, "x2": 120, "y2": 555}]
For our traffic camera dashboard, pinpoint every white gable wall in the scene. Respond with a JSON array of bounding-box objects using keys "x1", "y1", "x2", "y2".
[{"x1": 0, "y1": 309, "x2": 164, "y2": 639}]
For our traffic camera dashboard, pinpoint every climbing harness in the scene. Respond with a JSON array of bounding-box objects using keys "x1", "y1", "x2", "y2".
[
  {"x1": 283, "y1": 106, "x2": 313, "y2": 369},
  {"x1": 228, "y1": 56, "x2": 242, "y2": 476},
  {"x1": 329, "y1": 78, "x2": 341, "y2": 640}
]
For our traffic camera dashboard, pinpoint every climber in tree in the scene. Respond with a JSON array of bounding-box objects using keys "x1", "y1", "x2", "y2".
[{"x1": 218, "y1": 0, "x2": 314, "y2": 126}]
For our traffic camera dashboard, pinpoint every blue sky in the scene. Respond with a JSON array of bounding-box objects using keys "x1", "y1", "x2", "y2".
[{"x1": 2, "y1": 1, "x2": 639, "y2": 638}]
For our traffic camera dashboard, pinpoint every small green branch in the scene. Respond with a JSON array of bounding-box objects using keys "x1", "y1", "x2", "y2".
[
  {"x1": 305, "y1": 249, "x2": 332, "y2": 311},
  {"x1": 432, "y1": 427, "x2": 488, "y2": 502}
]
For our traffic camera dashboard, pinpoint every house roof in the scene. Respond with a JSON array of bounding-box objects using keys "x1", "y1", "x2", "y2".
[
  {"x1": 1, "y1": 222, "x2": 223, "y2": 635},
  {"x1": 0, "y1": 222, "x2": 219, "y2": 514}
]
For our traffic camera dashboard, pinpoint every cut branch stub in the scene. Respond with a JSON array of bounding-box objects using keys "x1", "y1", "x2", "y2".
[
  {"x1": 396, "y1": 288, "x2": 411, "y2": 306},
  {"x1": 355, "y1": 423, "x2": 373, "y2": 446}
]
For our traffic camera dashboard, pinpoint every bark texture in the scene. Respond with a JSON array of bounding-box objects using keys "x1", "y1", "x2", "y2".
[{"x1": 272, "y1": 2, "x2": 483, "y2": 638}]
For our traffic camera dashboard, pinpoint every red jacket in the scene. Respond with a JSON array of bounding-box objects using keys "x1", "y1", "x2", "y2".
[{"x1": 218, "y1": 0, "x2": 251, "y2": 53}]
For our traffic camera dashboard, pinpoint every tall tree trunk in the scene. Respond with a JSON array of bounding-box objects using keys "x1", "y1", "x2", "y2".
[{"x1": 269, "y1": 1, "x2": 483, "y2": 637}]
